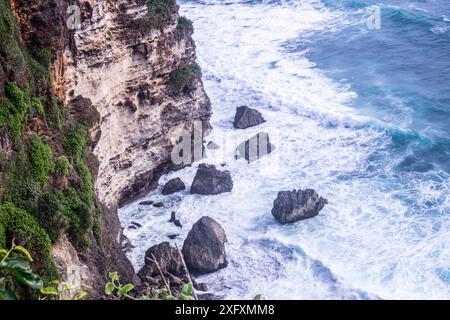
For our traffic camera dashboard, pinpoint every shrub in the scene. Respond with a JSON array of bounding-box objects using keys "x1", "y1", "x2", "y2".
[
  {"x1": 0, "y1": 204, "x2": 58, "y2": 281},
  {"x1": 28, "y1": 135, "x2": 54, "y2": 186},
  {"x1": 169, "y1": 63, "x2": 201, "y2": 94},
  {"x1": 3, "y1": 136, "x2": 53, "y2": 213},
  {"x1": 54, "y1": 156, "x2": 70, "y2": 177},
  {"x1": 0, "y1": 82, "x2": 32, "y2": 140},
  {"x1": 63, "y1": 124, "x2": 88, "y2": 159},
  {"x1": 3, "y1": 148, "x2": 41, "y2": 211},
  {"x1": 55, "y1": 187, "x2": 92, "y2": 247},
  {"x1": 92, "y1": 217, "x2": 102, "y2": 246},
  {"x1": 176, "y1": 16, "x2": 193, "y2": 35},
  {"x1": 146, "y1": 0, "x2": 177, "y2": 29},
  {"x1": 35, "y1": 193, "x2": 68, "y2": 243}
]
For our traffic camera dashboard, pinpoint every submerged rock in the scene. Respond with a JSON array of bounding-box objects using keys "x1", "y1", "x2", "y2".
[
  {"x1": 162, "y1": 178, "x2": 186, "y2": 195},
  {"x1": 153, "y1": 202, "x2": 164, "y2": 208},
  {"x1": 190, "y1": 164, "x2": 233, "y2": 195},
  {"x1": 236, "y1": 132, "x2": 274, "y2": 163},
  {"x1": 139, "y1": 200, "x2": 154, "y2": 206},
  {"x1": 272, "y1": 189, "x2": 328, "y2": 224},
  {"x1": 137, "y1": 242, "x2": 183, "y2": 280},
  {"x1": 182, "y1": 217, "x2": 228, "y2": 274},
  {"x1": 169, "y1": 212, "x2": 183, "y2": 228},
  {"x1": 128, "y1": 221, "x2": 143, "y2": 230},
  {"x1": 233, "y1": 106, "x2": 266, "y2": 129}
]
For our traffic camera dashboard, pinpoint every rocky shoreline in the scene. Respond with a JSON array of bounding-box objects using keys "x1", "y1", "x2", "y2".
[{"x1": 124, "y1": 104, "x2": 329, "y2": 299}]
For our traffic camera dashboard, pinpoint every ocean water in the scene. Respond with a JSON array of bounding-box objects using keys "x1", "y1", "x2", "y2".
[{"x1": 119, "y1": 0, "x2": 450, "y2": 299}]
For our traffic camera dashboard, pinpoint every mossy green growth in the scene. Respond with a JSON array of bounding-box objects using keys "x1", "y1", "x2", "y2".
[
  {"x1": 169, "y1": 63, "x2": 201, "y2": 94},
  {"x1": 0, "y1": 82, "x2": 32, "y2": 140},
  {"x1": 146, "y1": 0, "x2": 177, "y2": 29},
  {"x1": 0, "y1": 204, "x2": 58, "y2": 281},
  {"x1": 60, "y1": 124, "x2": 96, "y2": 247},
  {"x1": 0, "y1": 0, "x2": 50, "y2": 83},
  {"x1": 176, "y1": 16, "x2": 193, "y2": 34},
  {"x1": 92, "y1": 216, "x2": 102, "y2": 246},
  {"x1": 55, "y1": 188, "x2": 92, "y2": 247},
  {"x1": 3, "y1": 135, "x2": 53, "y2": 211},
  {"x1": 54, "y1": 156, "x2": 70, "y2": 177},
  {"x1": 28, "y1": 135, "x2": 54, "y2": 186},
  {"x1": 35, "y1": 193, "x2": 68, "y2": 243},
  {"x1": 63, "y1": 124, "x2": 88, "y2": 159}
]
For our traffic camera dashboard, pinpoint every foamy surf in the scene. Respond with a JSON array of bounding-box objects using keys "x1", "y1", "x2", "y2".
[{"x1": 120, "y1": 0, "x2": 450, "y2": 300}]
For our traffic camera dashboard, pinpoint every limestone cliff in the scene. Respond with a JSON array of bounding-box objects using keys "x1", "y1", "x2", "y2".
[
  {"x1": 63, "y1": 0, "x2": 211, "y2": 207},
  {"x1": 0, "y1": 0, "x2": 211, "y2": 298}
]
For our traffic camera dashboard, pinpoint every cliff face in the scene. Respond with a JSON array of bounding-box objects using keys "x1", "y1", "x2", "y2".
[
  {"x1": 0, "y1": 0, "x2": 211, "y2": 298},
  {"x1": 63, "y1": 1, "x2": 211, "y2": 207}
]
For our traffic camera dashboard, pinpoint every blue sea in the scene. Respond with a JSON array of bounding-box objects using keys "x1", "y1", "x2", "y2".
[{"x1": 120, "y1": 0, "x2": 450, "y2": 299}]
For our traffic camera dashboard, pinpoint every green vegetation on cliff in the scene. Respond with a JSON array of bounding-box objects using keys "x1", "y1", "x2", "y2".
[
  {"x1": 169, "y1": 63, "x2": 202, "y2": 94},
  {"x1": 0, "y1": 0, "x2": 100, "y2": 297},
  {"x1": 130, "y1": 0, "x2": 178, "y2": 32}
]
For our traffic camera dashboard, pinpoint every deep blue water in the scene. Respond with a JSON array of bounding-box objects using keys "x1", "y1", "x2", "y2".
[{"x1": 303, "y1": 0, "x2": 450, "y2": 173}]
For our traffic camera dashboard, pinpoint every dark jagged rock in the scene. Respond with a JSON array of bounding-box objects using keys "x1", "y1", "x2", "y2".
[
  {"x1": 162, "y1": 178, "x2": 186, "y2": 195},
  {"x1": 139, "y1": 200, "x2": 154, "y2": 206},
  {"x1": 153, "y1": 202, "x2": 164, "y2": 208},
  {"x1": 182, "y1": 217, "x2": 228, "y2": 274},
  {"x1": 236, "y1": 132, "x2": 275, "y2": 163},
  {"x1": 168, "y1": 234, "x2": 179, "y2": 240},
  {"x1": 137, "y1": 242, "x2": 184, "y2": 280},
  {"x1": 169, "y1": 212, "x2": 183, "y2": 228},
  {"x1": 128, "y1": 221, "x2": 143, "y2": 230},
  {"x1": 272, "y1": 189, "x2": 328, "y2": 224},
  {"x1": 233, "y1": 106, "x2": 266, "y2": 129},
  {"x1": 193, "y1": 280, "x2": 208, "y2": 292},
  {"x1": 190, "y1": 164, "x2": 233, "y2": 195},
  {"x1": 174, "y1": 220, "x2": 183, "y2": 228}
]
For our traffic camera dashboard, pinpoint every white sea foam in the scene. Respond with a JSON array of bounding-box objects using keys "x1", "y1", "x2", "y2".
[{"x1": 119, "y1": 0, "x2": 450, "y2": 300}]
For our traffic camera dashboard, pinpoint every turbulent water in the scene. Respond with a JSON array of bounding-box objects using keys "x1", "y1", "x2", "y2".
[{"x1": 119, "y1": 0, "x2": 450, "y2": 299}]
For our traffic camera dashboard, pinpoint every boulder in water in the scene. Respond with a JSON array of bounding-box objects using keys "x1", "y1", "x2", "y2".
[
  {"x1": 162, "y1": 177, "x2": 186, "y2": 195},
  {"x1": 182, "y1": 216, "x2": 228, "y2": 274},
  {"x1": 233, "y1": 106, "x2": 266, "y2": 129},
  {"x1": 190, "y1": 164, "x2": 233, "y2": 195},
  {"x1": 139, "y1": 200, "x2": 154, "y2": 206},
  {"x1": 272, "y1": 189, "x2": 328, "y2": 224},
  {"x1": 137, "y1": 242, "x2": 183, "y2": 280}
]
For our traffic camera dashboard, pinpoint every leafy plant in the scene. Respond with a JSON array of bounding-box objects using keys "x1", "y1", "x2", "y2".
[
  {"x1": 104, "y1": 271, "x2": 196, "y2": 300},
  {"x1": 0, "y1": 242, "x2": 43, "y2": 300},
  {"x1": 40, "y1": 280, "x2": 88, "y2": 300},
  {"x1": 0, "y1": 204, "x2": 58, "y2": 280},
  {"x1": 104, "y1": 272, "x2": 135, "y2": 300},
  {"x1": 155, "y1": 283, "x2": 195, "y2": 301}
]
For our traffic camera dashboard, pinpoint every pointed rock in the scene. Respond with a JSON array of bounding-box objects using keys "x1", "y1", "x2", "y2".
[
  {"x1": 162, "y1": 177, "x2": 186, "y2": 195},
  {"x1": 182, "y1": 217, "x2": 228, "y2": 274},
  {"x1": 272, "y1": 189, "x2": 328, "y2": 224},
  {"x1": 190, "y1": 164, "x2": 233, "y2": 195},
  {"x1": 233, "y1": 106, "x2": 266, "y2": 129},
  {"x1": 137, "y1": 242, "x2": 183, "y2": 280}
]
